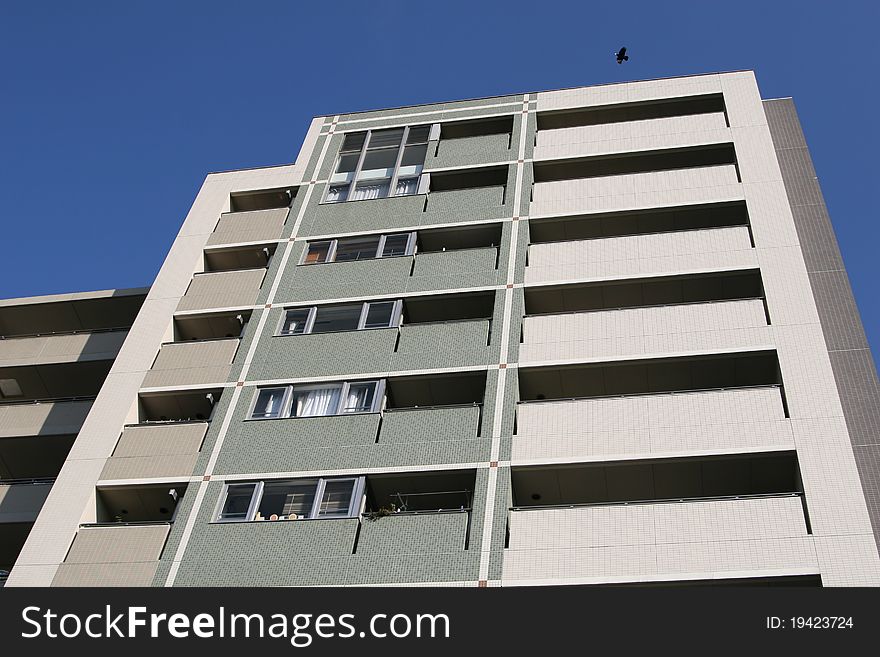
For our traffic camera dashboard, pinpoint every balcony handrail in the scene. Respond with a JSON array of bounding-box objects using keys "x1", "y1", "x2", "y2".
[
  {"x1": 219, "y1": 206, "x2": 289, "y2": 217},
  {"x1": 527, "y1": 223, "x2": 749, "y2": 248},
  {"x1": 516, "y1": 383, "x2": 781, "y2": 405},
  {"x1": 159, "y1": 336, "x2": 242, "y2": 348},
  {"x1": 402, "y1": 317, "x2": 491, "y2": 328},
  {"x1": 510, "y1": 491, "x2": 803, "y2": 512},
  {"x1": 523, "y1": 296, "x2": 765, "y2": 319},
  {"x1": 0, "y1": 477, "x2": 55, "y2": 486},
  {"x1": 0, "y1": 326, "x2": 130, "y2": 340},
  {"x1": 132, "y1": 418, "x2": 211, "y2": 427},
  {"x1": 79, "y1": 520, "x2": 173, "y2": 528},
  {"x1": 362, "y1": 508, "x2": 471, "y2": 518},
  {"x1": 124, "y1": 419, "x2": 210, "y2": 429},
  {"x1": 384, "y1": 402, "x2": 482, "y2": 413},
  {"x1": 416, "y1": 244, "x2": 499, "y2": 256},
  {"x1": 0, "y1": 395, "x2": 96, "y2": 407},
  {"x1": 191, "y1": 266, "x2": 267, "y2": 278}
]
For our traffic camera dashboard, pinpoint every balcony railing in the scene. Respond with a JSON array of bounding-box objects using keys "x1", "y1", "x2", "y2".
[
  {"x1": 177, "y1": 269, "x2": 266, "y2": 312},
  {"x1": 99, "y1": 422, "x2": 208, "y2": 481},
  {"x1": 141, "y1": 338, "x2": 239, "y2": 388},
  {"x1": 0, "y1": 397, "x2": 93, "y2": 438},
  {"x1": 524, "y1": 225, "x2": 755, "y2": 285},
  {"x1": 513, "y1": 385, "x2": 791, "y2": 463},
  {"x1": 530, "y1": 164, "x2": 742, "y2": 218},
  {"x1": 0, "y1": 329, "x2": 128, "y2": 367},
  {"x1": 206, "y1": 206, "x2": 288, "y2": 247},
  {"x1": 503, "y1": 493, "x2": 813, "y2": 583},
  {"x1": 519, "y1": 298, "x2": 769, "y2": 363},
  {"x1": 379, "y1": 404, "x2": 482, "y2": 444},
  {"x1": 428, "y1": 133, "x2": 512, "y2": 169},
  {"x1": 51, "y1": 522, "x2": 172, "y2": 587},
  {"x1": 0, "y1": 478, "x2": 54, "y2": 523},
  {"x1": 534, "y1": 112, "x2": 730, "y2": 161},
  {"x1": 356, "y1": 509, "x2": 470, "y2": 554},
  {"x1": 424, "y1": 186, "x2": 507, "y2": 222}
]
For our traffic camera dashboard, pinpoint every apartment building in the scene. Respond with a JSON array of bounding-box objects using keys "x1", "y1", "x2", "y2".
[
  {"x1": 5, "y1": 70, "x2": 880, "y2": 587},
  {"x1": 0, "y1": 288, "x2": 146, "y2": 585}
]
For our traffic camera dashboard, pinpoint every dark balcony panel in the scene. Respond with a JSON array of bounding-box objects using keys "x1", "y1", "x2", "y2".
[
  {"x1": 528, "y1": 201, "x2": 750, "y2": 243},
  {"x1": 518, "y1": 351, "x2": 781, "y2": 402},
  {"x1": 537, "y1": 94, "x2": 726, "y2": 130},
  {"x1": 533, "y1": 144, "x2": 737, "y2": 184},
  {"x1": 524, "y1": 270, "x2": 764, "y2": 315}
]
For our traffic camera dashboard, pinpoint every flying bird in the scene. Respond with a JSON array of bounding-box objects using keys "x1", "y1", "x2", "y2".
[{"x1": 616, "y1": 47, "x2": 629, "y2": 64}]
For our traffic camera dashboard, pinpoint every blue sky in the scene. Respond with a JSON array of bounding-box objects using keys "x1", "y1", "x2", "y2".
[{"x1": 1, "y1": 1, "x2": 877, "y2": 355}]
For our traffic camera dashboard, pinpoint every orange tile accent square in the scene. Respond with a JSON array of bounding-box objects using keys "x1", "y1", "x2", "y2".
[
  {"x1": 203, "y1": 476, "x2": 211, "y2": 481},
  {"x1": 478, "y1": 580, "x2": 488, "y2": 587},
  {"x1": 265, "y1": 304, "x2": 272, "y2": 309},
  {"x1": 499, "y1": 363, "x2": 507, "y2": 369},
  {"x1": 506, "y1": 284, "x2": 514, "y2": 289},
  {"x1": 490, "y1": 461, "x2": 498, "y2": 468}
]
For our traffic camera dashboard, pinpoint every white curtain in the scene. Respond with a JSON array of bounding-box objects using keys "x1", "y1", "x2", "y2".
[
  {"x1": 352, "y1": 181, "x2": 389, "y2": 201},
  {"x1": 294, "y1": 386, "x2": 341, "y2": 417},
  {"x1": 257, "y1": 390, "x2": 283, "y2": 417}
]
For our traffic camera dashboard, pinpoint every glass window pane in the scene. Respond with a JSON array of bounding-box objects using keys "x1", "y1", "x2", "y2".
[
  {"x1": 381, "y1": 233, "x2": 411, "y2": 257},
  {"x1": 363, "y1": 302, "x2": 396, "y2": 328},
  {"x1": 219, "y1": 483, "x2": 257, "y2": 521},
  {"x1": 367, "y1": 128, "x2": 404, "y2": 149},
  {"x1": 333, "y1": 152, "x2": 360, "y2": 176},
  {"x1": 304, "y1": 241, "x2": 331, "y2": 264},
  {"x1": 394, "y1": 177, "x2": 419, "y2": 197},
  {"x1": 251, "y1": 387, "x2": 288, "y2": 419},
  {"x1": 400, "y1": 143, "x2": 427, "y2": 168},
  {"x1": 359, "y1": 149, "x2": 398, "y2": 180},
  {"x1": 312, "y1": 304, "x2": 361, "y2": 333},
  {"x1": 291, "y1": 385, "x2": 342, "y2": 417},
  {"x1": 340, "y1": 132, "x2": 366, "y2": 152},
  {"x1": 325, "y1": 185, "x2": 349, "y2": 203},
  {"x1": 280, "y1": 309, "x2": 310, "y2": 335},
  {"x1": 351, "y1": 180, "x2": 389, "y2": 201},
  {"x1": 333, "y1": 236, "x2": 380, "y2": 261},
  {"x1": 318, "y1": 479, "x2": 356, "y2": 517},
  {"x1": 341, "y1": 381, "x2": 377, "y2": 413},
  {"x1": 406, "y1": 125, "x2": 430, "y2": 144},
  {"x1": 258, "y1": 482, "x2": 316, "y2": 520}
]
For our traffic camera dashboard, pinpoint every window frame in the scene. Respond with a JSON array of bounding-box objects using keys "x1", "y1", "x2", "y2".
[
  {"x1": 277, "y1": 300, "x2": 402, "y2": 336},
  {"x1": 246, "y1": 379, "x2": 385, "y2": 420},
  {"x1": 299, "y1": 232, "x2": 416, "y2": 266},
  {"x1": 322, "y1": 125, "x2": 435, "y2": 204},
  {"x1": 214, "y1": 477, "x2": 366, "y2": 523}
]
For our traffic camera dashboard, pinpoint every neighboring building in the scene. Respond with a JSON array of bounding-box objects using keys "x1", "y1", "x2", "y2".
[
  {"x1": 5, "y1": 70, "x2": 880, "y2": 587},
  {"x1": 0, "y1": 288, "x2": 146, "y2": 585}
]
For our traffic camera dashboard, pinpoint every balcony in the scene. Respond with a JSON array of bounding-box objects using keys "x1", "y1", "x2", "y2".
[
  {"x1": 51, "y1": 523, "x2": 171, "y2": 587},
  {"x1": 519, "y1": 298, "x2": 770, "y2": 364},
  {"x1": 525, "y1": 226, "x2": 755, "y2": 286},
  {"x1": 0, "y1": 329, "x2": 127, "y2": 368},
  {"x1": 378, "y1": 404, "x2": 482, "y2": 444},
  {"x1": 513, "y1": 385, "x2": 791, "y2": 463},
  {"x1": 534, "y1": 112, "x2": 730, "y2": 162},
  {"x1": 0, "y1": 397, "x2": 92, "y2": 439},
  {"x1": 393, "y1": 319, "x2": 491, "y2": 370},
  {"x1": 503, "y1": 494, "x2": 812, "y2": 584},
  {"x1": 531, "y1": 164, "x2": 742, "y2": 218},
  {"x1": 206, "y1": 207, "x2": 288, "y2": 247},
  {"x1": 428, "y1": 133, "x2": 513, "y2": 169},
  {"x1": 177, "y1": 269, "x2": 266, "y2": 313},
  {"x1": 0, "y1": 478, "x2": 53, "y2": 523},
  {"x1": 99, "y1": 421, "x2": 208, "y2": 481},
  {"x1": 281, "y1": 246, "x2": 498, "y2": 303},
  {"x1": 141, "y1": 338, "x2": 239, "y2": 388},
  {"x1": 356, "y1": 511, "x2": 469, "y2": 554}
]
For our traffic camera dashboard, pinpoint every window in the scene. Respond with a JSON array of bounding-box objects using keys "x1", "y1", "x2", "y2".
[
  {"x1": 217, "y1": 477, "x2": 365, "y2": 522},
  {"x1": 301, "y1": 232, "x2": 416, "y2": 265},
  {"x1": 251, "y1": 387, "x2": 289, "y2": 419},
  {"x1": 218, "y1": 483, "x2": 259, "y2": 521},
  {"x1": 278, "y1": 301, "x2": 401, "y2": 336},
  {"x1": 248, "y1": 380, "x2": 383, "y2": 419},
  {"x1": 325, "y1": 125, "x2": 432, "y2": 203}
]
